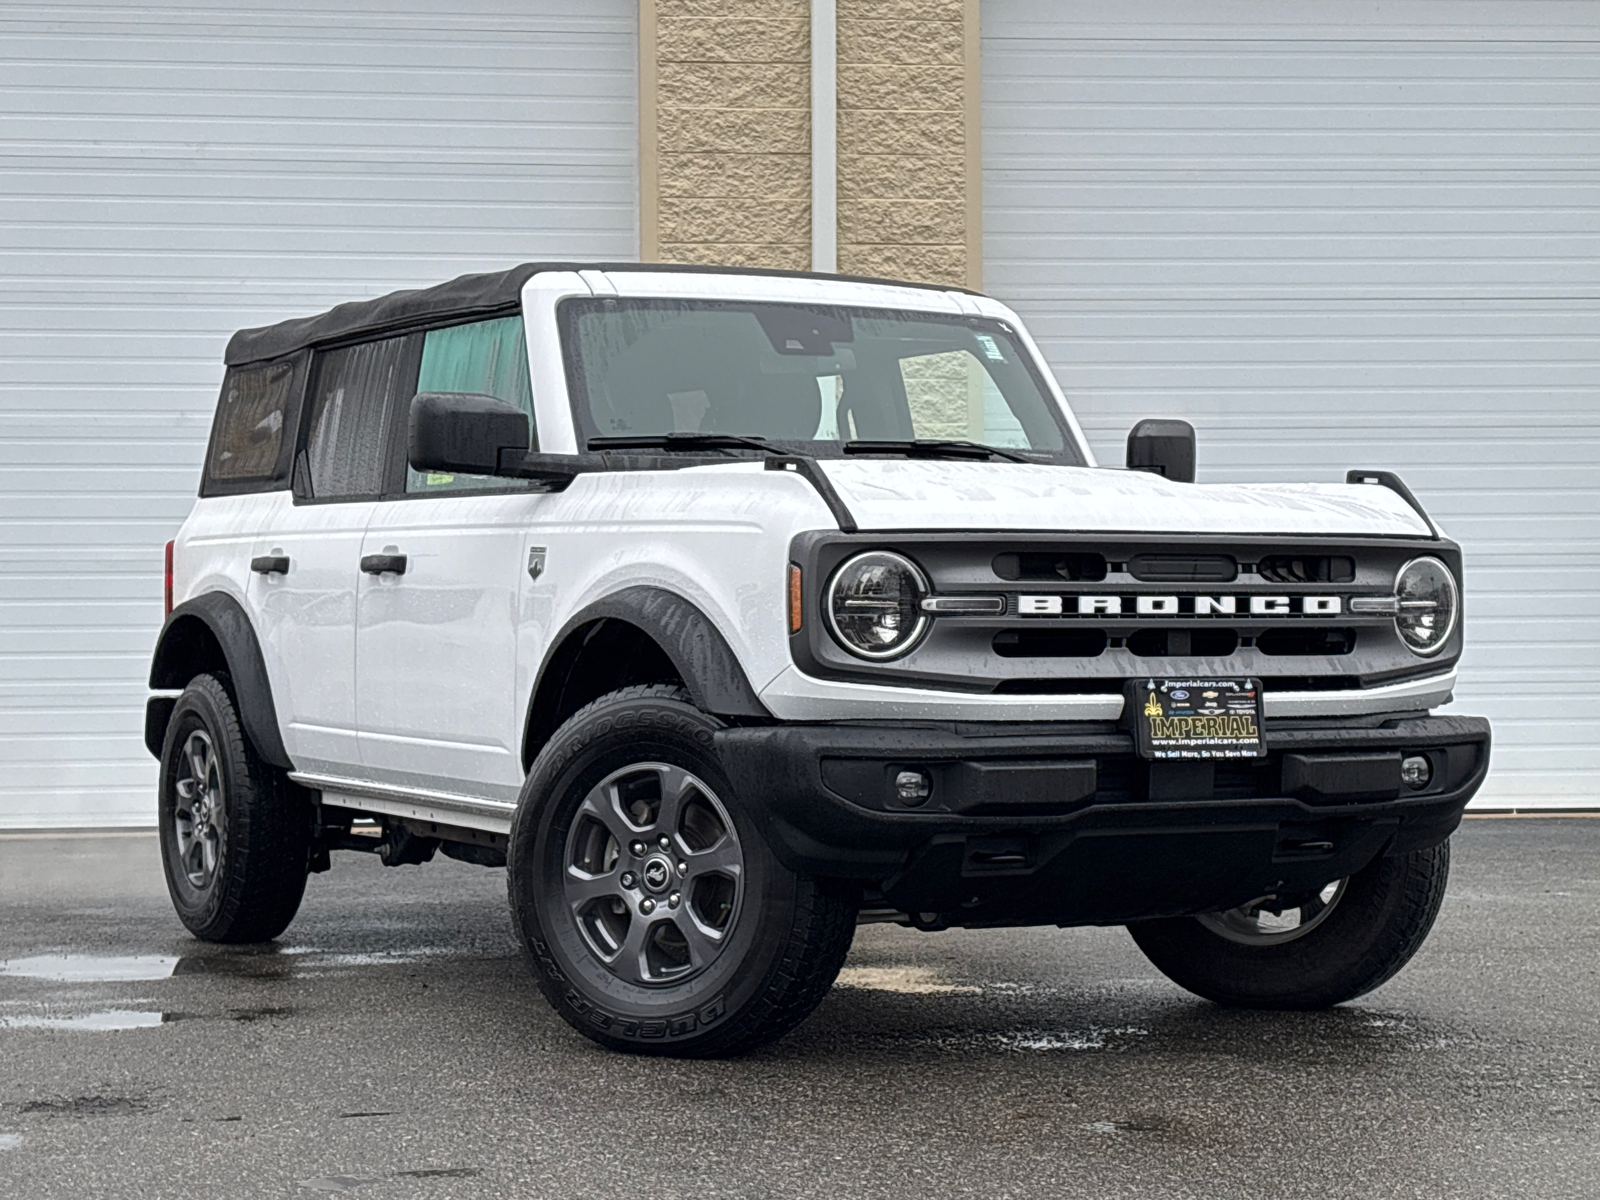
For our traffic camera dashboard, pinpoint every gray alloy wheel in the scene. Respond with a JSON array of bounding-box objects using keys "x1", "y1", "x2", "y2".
[
  {"x1": 1195, "y1": 879, "x2": 1348, "y2": 946},
  {"x1": 509, "y1": 683, "x2": 859, "y2": 1056},
  {"x1": 172, "y1": 730, "x2": 226, "y2": 890},
  {"x1": 564, "y1": 762, "x2": 745, "y2": 986}
]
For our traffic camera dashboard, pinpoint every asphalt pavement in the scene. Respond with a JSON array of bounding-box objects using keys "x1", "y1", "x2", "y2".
[{"x1": 0, "y1": 817, "x2": 1596, "y2": 1200}]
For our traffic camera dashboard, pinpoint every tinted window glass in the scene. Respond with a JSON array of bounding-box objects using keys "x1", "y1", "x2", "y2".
[
  {"x1": 407, "y1": 315, "x2": 534, "y2": 493},
  {"x1": 206, "y1": 358, "x2": 300, "y2": 488},
  {"x1": 304, "y1": 336, "x2": 412, "y2": 500},
  {"x1": 560, "y1": 300, "x2": 1077, "y2": 461}
]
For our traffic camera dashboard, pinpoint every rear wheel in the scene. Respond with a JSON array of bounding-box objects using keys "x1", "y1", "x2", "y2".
[
  {"x1": 508, "y1": 684, "x2": 857, "y2": 1056},
  {"x1": 1127, "y1": 841, "x2": 1450, "y2": 1009},
  {"x1": 157, "y1": 673, "x2": 309, "y2": 942}
]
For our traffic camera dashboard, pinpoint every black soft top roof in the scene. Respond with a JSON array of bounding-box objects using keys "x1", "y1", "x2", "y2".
[{"x1": 224, "y1": 261, "x2": 975, "y2": 366}]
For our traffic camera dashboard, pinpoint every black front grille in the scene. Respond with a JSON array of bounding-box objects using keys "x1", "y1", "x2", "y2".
[
  {"x1": 993, "y1": 629, "x2": 1108, "y2": 658},
  {"x1": 1128, "y1": 553, "x2": 1238, "y2": 582},
  {"x1": 992, "y1": 551, "x2": 1107, "y2": 582},
  {"x1": 1257, "y1": 628, "x2": 1357, "y2": 656},
  {"x1": 1127, "y1": 628, "x2": 1241, "y2": 657},
  {"x1": 1256, "y1": 554, "x2": 1356, "y2": 583}
]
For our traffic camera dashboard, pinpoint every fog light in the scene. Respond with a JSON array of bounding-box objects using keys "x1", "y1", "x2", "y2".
[
  {"x1": 894, "y1": 768, "x2": 932, "y2": 806},
  {"x1": 1401, "y1": 755, "x2": 1432, "y2": 790}
]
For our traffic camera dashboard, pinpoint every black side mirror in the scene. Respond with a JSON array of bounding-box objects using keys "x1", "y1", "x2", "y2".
[
  {"x1": 408, "y1": 392, "x2": 530, "y2": 475},
  {"x1": 1126, "y1": 418, "x2": 1196, "y2": 484}
]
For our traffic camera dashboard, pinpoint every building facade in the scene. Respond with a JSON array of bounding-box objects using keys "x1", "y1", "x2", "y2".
[{"x1": 0, "y1": 0, "x2": 1593, "y2": 826}]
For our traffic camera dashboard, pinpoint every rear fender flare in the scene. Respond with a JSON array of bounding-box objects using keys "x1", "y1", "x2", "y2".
[{"x1": 147, "y1": 592, "x2": 293, "y2": 770}]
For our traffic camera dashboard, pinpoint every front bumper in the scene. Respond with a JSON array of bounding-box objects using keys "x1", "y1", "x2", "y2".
[{"x1": 716, "y1": 714, "x2": 1490, "y2": 928}]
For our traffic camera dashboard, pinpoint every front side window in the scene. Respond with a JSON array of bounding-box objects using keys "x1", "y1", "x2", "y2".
[
  {"x1": 406, "y1": 315, "x2": 535, "y2": 493},
  {"x1": 559, "y1": 299, "x2": 1079, "y2": 461},
  {"x1": 204, "y1": 356, "x2": 302, "y2": 492},
  {"x1": 303, "y1": 336, "x2": 412, "y2": 500}
]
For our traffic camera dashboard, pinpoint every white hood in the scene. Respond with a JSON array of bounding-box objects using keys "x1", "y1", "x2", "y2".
[{"x1": 816, "y1": 460, "x2": 1433, "y2": 538}]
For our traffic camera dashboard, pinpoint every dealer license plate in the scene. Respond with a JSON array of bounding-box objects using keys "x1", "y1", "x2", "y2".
[{"x1": 1130, "y1": 677, "x2": 1266, "y2": 760}]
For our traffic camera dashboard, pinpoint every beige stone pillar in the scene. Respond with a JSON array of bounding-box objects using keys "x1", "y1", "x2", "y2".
[
  {"x1": 639, "y1": 0, "x2": 980, "y2": 288},
  {"x1": 836, "y1": 0, "x2": 980, "y2": 289},
  {"x1": 642, "y1": 0, "x2": 813, "y2": 270}
]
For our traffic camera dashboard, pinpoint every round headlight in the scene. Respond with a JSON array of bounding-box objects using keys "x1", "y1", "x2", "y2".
[
  {"x1": 1394, "y1": 556, "x2": 1459, "y2": 656},
  {"x1": 825, "y1": 551, "x2": 930, "y2": 660}
]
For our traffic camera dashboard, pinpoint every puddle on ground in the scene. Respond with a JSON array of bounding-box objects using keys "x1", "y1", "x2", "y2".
[
  {"x1": 293, "y1": 948, "x2": 458, "y2": 969},
  {"x1": 21, "y1": 1095, "x2": 147, "y2": 1117},
  {"x1": 0, "y1": 1133, "x2": 21, "y2": 1150},
  {"x1": 0, "y1": 1010, "x2": 166, "y2": 1032},
  {"x1": 227, "y1": 1005, "x2": 294, "y2": 1022},
  {"x1": 173, "y1": 952, "x2": 291, "y2": 979},
  {"x1": 1082, "y1": 1118, "x2": 1165, "y2": 1135},
  {"x1": 298, "y1": 1168, "x2": 480, "y2": 1192},
  {"x1": 299, "y1": 1177, "x2": 379, "y2": 1194},
  {"x1": 906, "y1": 1025, "x2": 1151, "y2": 1053},
  {"x1": 0, "y1": 955, "x2": 178, "y2": 982},
  {"x1": 835, "y1": 966, "x2": 981, "y2": 995}
]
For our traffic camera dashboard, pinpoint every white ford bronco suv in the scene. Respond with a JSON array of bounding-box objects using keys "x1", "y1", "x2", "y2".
[{"x1": 147, "y1": 263, "x2": 1489, "y2": 1056}]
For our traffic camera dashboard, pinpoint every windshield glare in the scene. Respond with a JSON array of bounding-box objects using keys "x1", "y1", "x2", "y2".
[{"x1": 560, "y1": 299, "x2": 1078, "y2": 461}]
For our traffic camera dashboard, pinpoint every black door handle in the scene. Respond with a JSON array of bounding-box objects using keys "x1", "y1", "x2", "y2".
[
  {"x1": 251, "y1": 555, "x2": 290, "y2": 575},
  {"x1": 360, "y1": 554, "x2": 407, "y2": 576}
]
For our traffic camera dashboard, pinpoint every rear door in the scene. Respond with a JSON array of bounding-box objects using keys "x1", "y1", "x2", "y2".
[
  {"x1": 249, "y1": 335, "x2": 415, "y2": 779},
  {"x1": 355, "y1": 315, "x2": 543, "y2": 803}
]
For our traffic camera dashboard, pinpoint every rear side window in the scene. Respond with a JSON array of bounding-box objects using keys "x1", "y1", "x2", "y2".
[
  {"x1": 202, "y1": 356, "x2": 303, "y2": 494},
  {"x1": 406, "y1": 315, "x2": 535, "y2": 494},
  {"x1": 303, "y1": 335, "x2": 415, "y2": 500}
]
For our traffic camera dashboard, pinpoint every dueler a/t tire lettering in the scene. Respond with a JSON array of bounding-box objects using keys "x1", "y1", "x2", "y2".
[{"x1": 508, "y1": 684, "x2": 857, "y2": 1057}]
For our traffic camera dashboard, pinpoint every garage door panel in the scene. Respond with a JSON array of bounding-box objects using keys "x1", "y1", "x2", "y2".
[
  {"x1": 986, "y1": 0, "x2": 1599, "y2": 808},
  {"x1": 0, "y1": 0, "x2": 637, "y2": 828}
]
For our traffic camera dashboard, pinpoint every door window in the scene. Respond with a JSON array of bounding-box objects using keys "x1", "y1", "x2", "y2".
[
  {"x1": 406, "y1": 315, "x2": 535, "y2": 493},
  {"x1": 303, "y1": 336, "x2": 413, "y2": 500}
]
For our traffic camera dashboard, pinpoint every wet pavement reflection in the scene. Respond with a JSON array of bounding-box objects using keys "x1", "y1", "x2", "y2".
[{"x1": 0, "y1": 819, "x2": 1596, "y2": 1199}]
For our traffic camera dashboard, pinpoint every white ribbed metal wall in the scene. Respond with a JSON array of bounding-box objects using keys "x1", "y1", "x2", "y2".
[
  {"x1": 983, "y1": 0, "x2": 1600, "y2": 809},
  {"x1": 0, "y1": 1, "x2": 638, "y2": 828}
]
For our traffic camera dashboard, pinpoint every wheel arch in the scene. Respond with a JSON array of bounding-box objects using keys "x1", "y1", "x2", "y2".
[
  {"x1": 147, "y1": 592, "x2": 293, "y2": 770},
  {"x1": 522, "y1": 586, "x2": 770, "y2": 771}
]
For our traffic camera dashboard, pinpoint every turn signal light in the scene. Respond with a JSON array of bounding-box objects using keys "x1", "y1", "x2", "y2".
[
  {"x1": 788, "y1": 563, "x2": 803, "y2": 633},
  {"x1": 163, "y1": 540, "x2": 174, "y2": 619}
]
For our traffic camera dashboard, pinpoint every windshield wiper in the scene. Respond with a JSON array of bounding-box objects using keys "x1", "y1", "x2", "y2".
[
  {"x1": 588, "y1": 433, "x2": 777, "y2": 455},
  {"x1": 842, "y1": 438, "x2": 1034, "y2": 463}
]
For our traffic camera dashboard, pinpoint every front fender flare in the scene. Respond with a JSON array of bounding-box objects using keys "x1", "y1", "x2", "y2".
[
  {"x1": 525, "y1": 586, "x2": 771, "y2": 762},
  {"x1": 147, "y1": 592, "x2": 293, "y2": 770}
]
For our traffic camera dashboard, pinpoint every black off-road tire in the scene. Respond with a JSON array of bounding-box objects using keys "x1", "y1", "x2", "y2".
[
  {"x1": 508, "y1": 684, "x2": 858, "y2": 1057},
  {"x1": 158, "y1": 673, "x2": 310, "y2": 942},
  {"x1": 1127, "y1": 840, "x2": 1451, "y2": 1009}
]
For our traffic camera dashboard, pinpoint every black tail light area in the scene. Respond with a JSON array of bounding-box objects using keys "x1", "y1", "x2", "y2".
[
  {"x1": 1256, "y1": 554, "x2": 1356, "y2": 583},
  {"x1": 993, "y1": 629, "x2": 1108, "y2": 658},
  {"x1": 1127, "y1": 628, "x2": 1240, "y2": 657},
  {"x1": 1257, "y1": 628, "x2": 1357, "y2": 656},
  {"x1": 992, "y1": 552, "x2": 1107, "y2": 582},
  {"x1": 1128, "y1": 553, "x2": 1237, "y2": 583},
  {"x1": 164, "y1": 540, "x2": 174, "y2": 619}
]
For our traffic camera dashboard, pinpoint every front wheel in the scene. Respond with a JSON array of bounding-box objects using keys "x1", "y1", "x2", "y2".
[
  {"x1": 508, "y1": 685, "x2": 857, "y2": 1057},
  {"x1": 1127, "y1": 840, "x2": 1450, "y2": 1009}
]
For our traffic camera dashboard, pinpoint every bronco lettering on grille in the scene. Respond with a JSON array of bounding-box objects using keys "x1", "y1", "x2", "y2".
[{"x1": 1018, "y1": 594, "x2": 1342, "y2": 617}]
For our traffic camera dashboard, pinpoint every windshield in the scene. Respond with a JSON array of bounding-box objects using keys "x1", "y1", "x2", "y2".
[{"x1": 559, "y1": 298, "x2": 1082, "y2": 462}]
